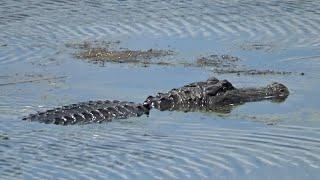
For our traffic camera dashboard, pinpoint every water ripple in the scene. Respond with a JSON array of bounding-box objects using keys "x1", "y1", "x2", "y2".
[
  {"x1": 1, "y1": 0, "x2": 320, "y2": 51},
  {"x1": 1, "y1": 0, "x2": 320, "y2": 179},
  {"x1": 2, "y1": 118, "x2": 320, "y2": 179}
]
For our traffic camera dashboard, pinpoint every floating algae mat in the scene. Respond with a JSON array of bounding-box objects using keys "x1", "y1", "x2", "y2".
[
  {"x1": 70, "y1": 40, "x2": 301, "y2": 76},
  {"x1": 68, "y1": 40, "x2": 175, "y2": 65},
  {"x1": 77, "y1": 48, "x2": 173, "y2": 63}
]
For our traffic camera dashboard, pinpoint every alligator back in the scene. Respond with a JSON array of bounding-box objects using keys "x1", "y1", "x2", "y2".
[
  {"x1": 23, "y1": 100, "x2": 150, "y2": 125},
  {"x1": 144, "y1": 77, "x2": 235, "y2": 111}
]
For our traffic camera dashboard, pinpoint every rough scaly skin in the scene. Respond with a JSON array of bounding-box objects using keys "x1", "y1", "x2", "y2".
[
  {"x1": 144, "y1": 77, "x2": 289, "y2": 112},
  {"x1": 23, "y1": 100, "x2": 150, "y2": 125}
]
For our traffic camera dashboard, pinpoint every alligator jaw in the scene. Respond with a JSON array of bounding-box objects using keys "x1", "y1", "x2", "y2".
[
  {"x1": 203, "y1": 82, "x2": 289, "y2": 107},
  {"x1": 236, "y1": 82, "x2": 289, "y2": 102}
]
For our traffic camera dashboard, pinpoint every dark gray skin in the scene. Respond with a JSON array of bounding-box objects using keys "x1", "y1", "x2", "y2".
[
  {"x1": 23, "y1": 77, "x2": 289, "y2": 125},
  {"x1": 23, "y1": 100, "x2": 150, "y2": 125},
  {"x1": 143, "y1": 77, "x2": 289, "y2": 112}
]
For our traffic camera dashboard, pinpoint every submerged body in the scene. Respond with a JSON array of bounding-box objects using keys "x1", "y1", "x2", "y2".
[{"x1": 23, "y1": 77, "x2": 289, "y2": 125}]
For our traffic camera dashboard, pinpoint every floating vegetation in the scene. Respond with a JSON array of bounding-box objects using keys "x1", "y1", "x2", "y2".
[
  {"x1": 76, "y1": 48, "x2": 173, "y2": 63},
  {"x1": 68, "y1": 40, "x2": 174, "y2": 65},
  {"x1": 196, "y1": 54, "x2": 240, "y2": 68},
  {"x1": 68, "y1": 40, "x2": 302, "y2": 75},
  {"x1": 194, "y1": 55, "x2": 298, "y2": 76},
  {"x1": 215, "y1": 69, "x2": 294, "y2": 75}
]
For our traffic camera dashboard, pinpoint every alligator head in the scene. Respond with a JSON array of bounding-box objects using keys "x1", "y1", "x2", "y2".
[
  {"x1": 206, "y1": 82, "x2": 289, "y2": 106},
  {"x1": 144, "y1": 77, "x2": 290, "y2": 112}
]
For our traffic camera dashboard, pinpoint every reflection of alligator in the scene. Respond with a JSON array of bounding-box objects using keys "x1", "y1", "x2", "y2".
[{"x1": 23, "y1": 77, "x2": 289, "y2": 125}]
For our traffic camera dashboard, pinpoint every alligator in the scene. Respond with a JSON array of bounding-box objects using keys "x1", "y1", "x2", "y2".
[{"x1": 22, "y1": 77, "x2": 289, "y2": 125}]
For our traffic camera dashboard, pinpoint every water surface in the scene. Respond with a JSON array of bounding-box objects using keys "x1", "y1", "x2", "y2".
[{"x1": 1, "y1": 0, "x2": 320, "y2": 179}]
